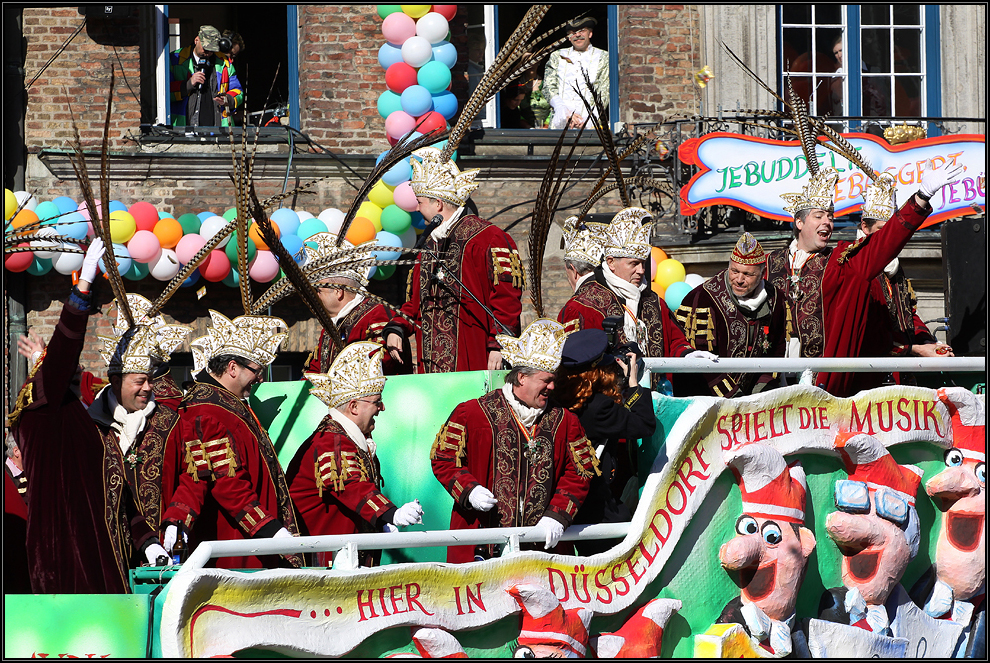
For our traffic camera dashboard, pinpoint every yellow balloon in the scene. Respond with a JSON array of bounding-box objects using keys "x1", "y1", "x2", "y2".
[
  {"x1": 109, "y1": 210, "x2": 137, "y2": 244},
  {"x1": 401, "y1": 5, "x2": 430, "y2": 18},
  {"x1": 655, "y1": 258, "x2": 686, "y2": 291},
  {"x1": 357, "y1": 201, "x2": 383, "y2": 226},
  {"x1": 368, "y1": 180, "x2": 395, "y2": 209},
  {"x1": 4, "y1": 189, "x2": 16, "y2": 221}
]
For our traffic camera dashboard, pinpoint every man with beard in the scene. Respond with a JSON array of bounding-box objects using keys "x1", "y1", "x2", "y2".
[
  {"x1": 716, "y1": 444, "x2": 815, "y2": 657},
  {"x1": 806, "y1": 432, "x2": 964, "y2": 657},
  {"x1": 676, "y1": 233, "x2": 789, "y2": 397},
  {"x1": 911, "y1": 388, "x2": 986, "y2": 658},
  {"x1": 764, "y1": 161, "x2": 964, "y2": 396},
  {"x1": 430, "y1": 320, "x2": 597, "y2": 563}
]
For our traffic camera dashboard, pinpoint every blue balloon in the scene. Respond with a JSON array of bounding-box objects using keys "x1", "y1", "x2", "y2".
[
  {"x1": 53, "y1": 196, "x2": 78, "y2": 215},
  {"x1": 430, "y1": 40, "x2": 458, "y2": 69},
  {"x1": 159, "y1": 211, "x2": 173, "y2": 219},
  {"x1": 373, "y1": 231, "x2": 403, "y2": 261},
  {"x1": 375, "y1": 150, "x2": 391, "y2": 166},
  {"x1": 410, "y1": 211, "x2": 426, "y2": 229},
  {"x1": 417, "y1": 61, "x2": 452, "y2": 94},
  {"x1": 180, "y1": 268, "x2": 201, "y2": 288},
  {"x1": 34, "y1": 201, "x2": 61, "y2": 224},
  {"x1": 56, "y1": 211, "x2": 89, "y2": 240},
  {"x1": 109, "y1": 200, "x2": 127, "y2": 213},
  {"x1": 382, "y1": 159, "x2": 412, "y2": 186},
  {"x1": 432, "y1": 90, "x2": 458, "y2": 120},
  {"x1": 377, "y1": 90, "x2": 403, "y2": 119},
  {"x1": 378, "y1": 42, "x2": 404, "y2": 70},
  {"x1": 400, "y1": 85, "x2": 433, "y2": 117},
  {"x1": 297, "y1": 218, "x2": 328, "y2": 240},
  {"x1": 196, "y1": 211, "x2": 214, "y2": 221},
  {"x1": 664, "y1": 281, "x2": 693, "y2": 310},
  {"x1": 270, "y1": 208, "x2": 301, "y2": 237},
  {"x1": 99, "y1": 243, "x2": 132, "y2": 275},
  {"x1": 279, "y1": 233, "x2": 305, "y2": 263}
]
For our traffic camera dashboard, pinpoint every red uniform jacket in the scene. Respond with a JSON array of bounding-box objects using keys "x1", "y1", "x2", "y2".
[
  {"x1": 162, "y1": 375, "x2": 302, "y2": 569},
  {"x1": 431, "y1": 389, "x2": 598, "y2": 563},
  {"x1": 286, "y1": 415, "x2": 397, "y2": 567},
  {"x1": 766, "y1": 197, "x2": 931, "y2": 396},
  {"x1": 303, "y1": 298, "x2": 394, "y2": 375},
  {"x1": 13, "y1": 289, "x2": 155, "y2": 593},
  {"x1": 390, "y1": 215, "x2": 523, "y2": 373}
]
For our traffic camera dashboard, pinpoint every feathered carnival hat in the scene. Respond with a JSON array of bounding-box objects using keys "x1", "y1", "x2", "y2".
[
  {"x1": 497, "y1": 318, "x2": 572, "y2": 373},
  {"x1": 301, "y1": 231, "x2": 374, "y2": 287},
  {"x1": 308, "y1": 341, "x2": 386, "y2": 410},
  {"x1": 861, "y1": 171, "x2": 898, "y2": 222},
  {"x1": 410, "y1": 146, "x2": 481, "y2": 208},
  {"x1": 190, "y1": 310, "x2": 288, "y2": 372},
  {"x1": 98, "y1": 293, "x2": 191, "y2": 375},
  {"x1": 726, "y1": 443, "x2": 808, "y2": 524},
  {"x1": 730, "y1": 232, "x2": 767, "y2": 266},
  {"x1": 780, "y1": 166, "x2": 840, "y2": 215},
  {"x1": 603, "y1": 207, "x2": 653, "y2": 261},
  {"x1": 562, "y1": 215, "x2": 606, "y2": 267}
]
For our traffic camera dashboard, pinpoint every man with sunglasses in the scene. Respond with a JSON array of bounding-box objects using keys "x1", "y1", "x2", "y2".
[
  {"x1": 161, "y1": 311, "x2": 303, "y2": 569},
  {"x1": 170, "y1": 25, "x2": 243, "y2": 127},
  {"x1": 544, "y1": 16, "x2": 609, "y2": 130}
]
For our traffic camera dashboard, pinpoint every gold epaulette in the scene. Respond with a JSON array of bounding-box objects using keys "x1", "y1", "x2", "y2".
[
  {"x1": 6, "y1": 351, "x2": 46, "y2": 428},
  {"x1": 316, "y1": 449, "x2": 368, "y2": 496},
  {"x1": 784, "y1": 302, "x2": 794, "y2": 340},
  {"x1": 430, "y1": 421, "x2": 468, "y2": 467},
  {"x1": 491, "y1": 247, "x2": 526, "y2": 288},
  {"x1": 569, "y1": 435, "x2": 601, "y2": 479},
  {"x1": 837, "y1": 236, "x2": 867, "y2": 264}
]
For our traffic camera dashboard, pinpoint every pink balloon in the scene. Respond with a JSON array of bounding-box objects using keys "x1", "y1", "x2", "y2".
[
  {"x1": 249, "y1": 250, "x2": 279, "y2": 282},
  {"x1": 393, "y1": 181, "x2": 419, "y2": 212},
  {"x1": 175, "y1": 233, "x2": 207, "y2": 264},
  {"x1": 381, "y1": 12, "x2": 416, "y2": 44},
  {"x1": 200, "y1": 249, "x2": 231, "y2": 282},
  {"x1": 127, "y1": 229, "x2": 162, "y2": 263},
  {"x1": 384, "y1": 110, "x2": 416, "y2": 140}
]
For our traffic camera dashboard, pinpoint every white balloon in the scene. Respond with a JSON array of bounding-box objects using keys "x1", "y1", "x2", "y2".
[
  {"x1": 30, "y1": 226, "x2": 60, "y2": 259},
  {"x1": 52, "y1": 245, "x2": 85, "y2": 275},
  {"x1": 149, "y1": 248, "x2": 181, "y2": 281},
  {"x1": 319, "y1": 208, "x2": 346, "y2": 235},
  {"x1": 14, "y1": 190, "x2": 37, "y2": 212},
  {"x1": 401, "y1": 35, "x2": 433, "y2": 68},
  {"x1": 295, "y1": 210, "x2": 315, "y2": 222},
  {"x1": 684, "y1": 273, "x2": 706, "y2": 288},
  {"x1": 416, "y1": 12, "x2": 449, "y2": 44},
  {"x1": 199, "y1": 215, "x2": 232, "y2": 248},
  {"x1": 398, "y1": 225, "x2": 417, "y2": 249}
]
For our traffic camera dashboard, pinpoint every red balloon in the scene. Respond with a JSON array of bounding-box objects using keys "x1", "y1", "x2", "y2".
[
  {"x1": 385, "y1": 62, "x2": 419, "y2": 94},
  {"x1": 415, "y1": 110, "x2": 447, "y2": 135},
  {"x1": 5, "y1": 244, "x2": 34, "y2": 272},
  {"x1": 129, "y1": 201, "x2": 159, "y2": 232},
  {"x1": 433, "y1": 5, "x2": 458, "y2": 21},
  {"x1": 386, "y1": 134, "x2": 399, "y2": 147},
  {"x1": 200, "y1": 249, "x2": 231, "y2": 282}
]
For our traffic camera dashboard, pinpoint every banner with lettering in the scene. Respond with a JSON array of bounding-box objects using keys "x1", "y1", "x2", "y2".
[
  {"x1": 678, "y1": 132, "x2": 986, "y2": 226},
  {"x1": 159, "y1": 384, "x2": 966, "y2": 657}
]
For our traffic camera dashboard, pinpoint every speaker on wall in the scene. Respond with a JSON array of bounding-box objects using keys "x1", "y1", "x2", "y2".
[{"x1": 941, "y1": 216, "x2": 986, "y2": 356}]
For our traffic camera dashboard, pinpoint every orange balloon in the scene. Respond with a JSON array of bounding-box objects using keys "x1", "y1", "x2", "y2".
[
  {"x1": 11, "y1": 208, "x2": 39, "y2": 234},
  {"x1": 345, "y1": 217, "x2": 376, "y2": 245},
  {"x1": 651, "y1": 246, "x2": 668, "y2": 264},
  {"x1": 153, "y1": 217, "x2": 183, "y2": 249},
  {"x1": 248, "y1": 220, "x2": 280, "y2": 250},
  {"x1": 650, "y1": 280, "x2": 665, "y2": 298}
]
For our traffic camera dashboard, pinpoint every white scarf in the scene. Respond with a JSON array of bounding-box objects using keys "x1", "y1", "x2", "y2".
[
  {"x1": 740, "y1": 602, "x2": 795, "y2": 657},
  {"x1": 430, "y1": 206, "x2": 466, "y2": 242},
  {"x1": 88, "y1": 384, "x2": 156, "y2": 456},
  {"x1": 332, "y1": 292, "x2": 364, "y2": 325},
  {"x1": 857, "y1": 228, "x2": 899, "y2": 276},
  {"x1": 736, "y1": 280, "x2": 768, "y2": 312},
  {"x1": 573, "y1": 271, "x2": 594, "y2": 293},
  {"x1": 327, "y1": 407, "x2": 376, "y2": 457},
  {"x1": 602, "y1": 263, "x2": 648, "y2": 346},
  {"x1": 500, "y1": 382, "x2": 544, "y2": 428},
  {"x1": 844, "y1": 586, "x2": 891, "y2": 636}
]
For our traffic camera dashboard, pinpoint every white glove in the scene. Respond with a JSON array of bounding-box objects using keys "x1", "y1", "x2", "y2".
[
  {"x1": 392, "y1": 500, "x2": 424, "y2": 527},
  {"x1": 144, "y1": 543, "x2": 170, "y2": 565},
  {"x1": 273, "y1": 527, "x2": 294, "y2": 539},
  {"x1": 920, "y1": 161, "x2": 966, "y2": 199},
  {"x1": 534, "y1": 516, "x2": 565, "y2": 550},
  {"x1": 468, "y1": 486, "x2": 497, "y2": 512},
  {"x1": 162, "y1": 525, "x2": 187, "y2": 552},
  {"x1": 80, "y1": 236, "x2": 105, "y2": 284},
  {"x1": 383, "y1": 523, "x2": 399, "y2": 533},
  {"x1": 687, "y1": 350, "x2": 719, "y2": 361},
  {"x1": 799, "y1": 368, "x2": 815, "y2": 386}
]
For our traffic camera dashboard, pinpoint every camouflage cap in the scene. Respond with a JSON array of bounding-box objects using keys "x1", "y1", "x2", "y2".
[{"x1": 198, "y1": 25, "x2": 221, "y2": 52}]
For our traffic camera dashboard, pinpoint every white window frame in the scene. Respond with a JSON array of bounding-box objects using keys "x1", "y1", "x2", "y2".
[{"x1": 858, "y1": 5, "x2": 927, "y2": 117}]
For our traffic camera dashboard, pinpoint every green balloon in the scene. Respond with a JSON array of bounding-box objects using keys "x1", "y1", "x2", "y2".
[
  {"x1": 380, "y1": 204, "x2": 412, "y2": 234},
  {"x1": 377, "y1": 5, "x2": 402, "y2": 19},
  {"x1": 225, "y1": 232, "x2": 257, "y2": 264},
  {"x1": 177, "y1": 213, "x2": 202, "y2": 235},
  {"x1": 223, "y1": 267, "x2": 240, "y2": 287},
  {"x1": 223, "y1": 207, "x2": 238, "y2": 221},
  {"x1": 27, "y1": 256, "x2": 53, "y2": 276},
  {"x1": 124, "y1": 260, "x2": 150, "y2": 280},
  {"x1": 372, "y1": 264, "x2": 396, "y2": 281}
]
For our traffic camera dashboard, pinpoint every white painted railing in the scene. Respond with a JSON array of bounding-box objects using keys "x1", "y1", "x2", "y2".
[{"x1": 643, "y1": 356, "x2": 986, "y2": 373}]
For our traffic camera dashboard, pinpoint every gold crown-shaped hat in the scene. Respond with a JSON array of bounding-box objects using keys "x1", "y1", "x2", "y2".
[
  {"x1": 730, "y1": 232, "x2": 767, "y2": 265},
  {"x1": 190, "y1": 310, "x2": 288, "y2": 372},
  {"x1": 308, "y1": 341, "x2": 386, "y2": 410},
  {"x1": 603, "y1": 207, "x2": 653, "y2": 261},
  {"x1": 562, "y1": 216, "x2": 607, "y2": 267},
  {"x1": 780, "y1": 167, "x2": 840, "y2": 216},
  {"x1": 301, "y1": 232, "x2": 374, "y2": 287},
  {"x1": 97, "y1": 293, "x2": 191, "y2": 374},
  {"x1": 861, "y1": 171, "x2": 898, "y2": 222},
  {"x1": 497, "y1": 319, "x2": 572, "y2": 373},
  {"x1": 410, "y1": 146, "x2": 481, "y2": 207}
]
